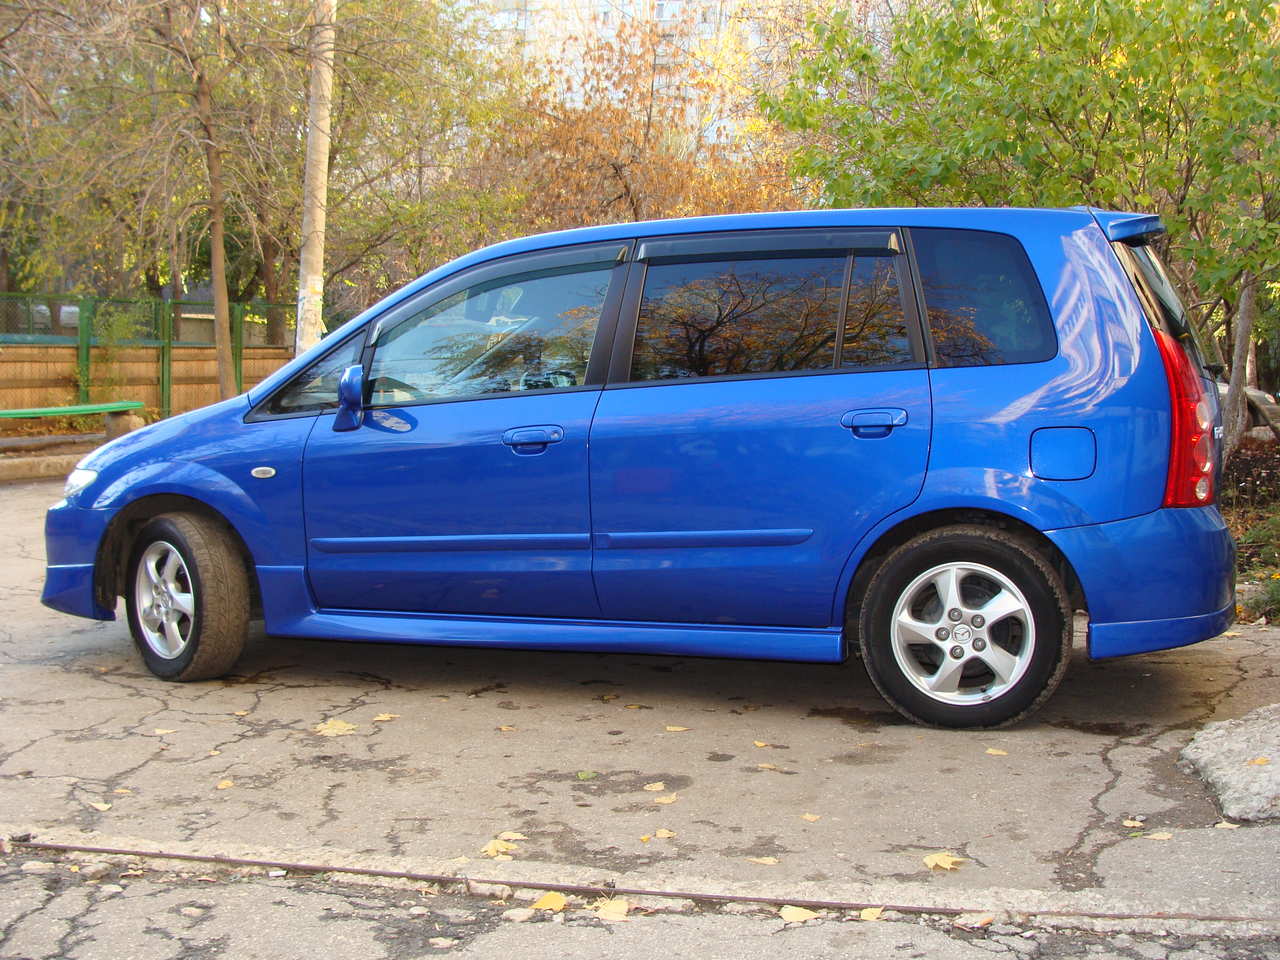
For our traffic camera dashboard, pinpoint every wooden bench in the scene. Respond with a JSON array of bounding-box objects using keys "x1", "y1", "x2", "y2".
[{"x1": 0, "y1": 401, "x2": 145, "y2": 439}]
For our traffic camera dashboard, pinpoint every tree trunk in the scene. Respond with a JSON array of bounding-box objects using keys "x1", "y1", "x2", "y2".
[
  {"x1": 195, "y1": 70, "x2": 237, "y2": 399},
  {"x1": 261, "y1": 235, "x2": 286, "y2": 346},
  {"x1": 1223, "y1": 271, "x2": 1258, "y2": 462},
  {"x1": 295, "y1": 0, "x2": 337, "y2": 356},
  {"x1": 1246, "y1": 336, "x2": 1258, "y2": 388},
  {"x1": 168, "y1": 218, "x2": 184, "y2": 301}
]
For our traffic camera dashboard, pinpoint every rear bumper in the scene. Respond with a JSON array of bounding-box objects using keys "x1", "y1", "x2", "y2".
[{"x1": 1047, "y1": 506, "x2": 1235, "y2": 659}]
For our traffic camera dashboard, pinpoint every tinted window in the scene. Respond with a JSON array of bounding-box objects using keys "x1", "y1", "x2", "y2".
[
  {"x1": 630, "y1": 254, "x2": 911, "y2": 382},
  {"x1": 841, "y1": 256, "x2": 913, "y2": 368},
  {"x1": 912, "y1": 228, "x2": 1055, "y2": 366},
  {"x1": 1113, "y1": 241, "x2": 1207, "y2": 371},
  {"x1": 266, "y1": 334, "x2": 364, "y2": 414},
  {"x1": 368, "y1": 262, "x2": 611, "y2": 405}
]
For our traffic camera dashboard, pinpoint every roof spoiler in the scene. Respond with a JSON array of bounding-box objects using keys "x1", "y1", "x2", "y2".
[{"x1": 1084, "y1": 207, "x2": 1166, "y2": 245}]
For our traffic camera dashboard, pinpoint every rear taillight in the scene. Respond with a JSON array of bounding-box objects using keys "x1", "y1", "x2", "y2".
[{"x1": 1153, "y1": 328, "x2": 1214, "y2": 507}]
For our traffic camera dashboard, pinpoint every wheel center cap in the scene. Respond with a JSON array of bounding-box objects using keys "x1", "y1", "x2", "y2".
[{"x1": 952, "y1": 624, "x2": 973, "y2": 643}]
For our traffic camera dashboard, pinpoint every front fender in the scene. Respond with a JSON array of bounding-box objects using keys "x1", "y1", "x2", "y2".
[{"x1": 92, "y1": 460, "x2": 287, "y2": 565}]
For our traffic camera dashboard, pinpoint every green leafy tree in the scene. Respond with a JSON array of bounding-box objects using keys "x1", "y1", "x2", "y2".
[{"x1": 765, "y1": 0, "x2": 1280, "y2": 457}]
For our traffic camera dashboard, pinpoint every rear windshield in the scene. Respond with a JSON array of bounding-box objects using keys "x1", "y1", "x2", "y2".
[{"x1": 1112, "y1": 241, "x2": 1208, "y2": 372}]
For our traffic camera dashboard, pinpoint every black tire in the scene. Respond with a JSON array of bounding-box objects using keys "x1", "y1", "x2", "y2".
[
  {"x1": 856, "y1": 525, "x2": 1071, "y2": 728},
  {"x1": 124, "y1": 513, "x2": 249, "y2": 681}
]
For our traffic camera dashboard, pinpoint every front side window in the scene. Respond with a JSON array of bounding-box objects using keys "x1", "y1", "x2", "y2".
[
  {"x1": 629, "y1": 253, "x2": 912, "y2": 382},
  {"x1": 266, "y1": 334, "x2": 364, "y2": 415},
  {"x1": 912, "y1": 227, "x2": 1056, "y2": 366},
  {"x1": 368, "y1": 261, "x2": 612, "y2": 405}
]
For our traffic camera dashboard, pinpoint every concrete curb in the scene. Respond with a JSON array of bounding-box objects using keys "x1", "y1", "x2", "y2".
[
  {"x1": 0, "y1": 453, "x2": 79, "y2": 484},
  {"x1": 5, "y1": 826, "x2": 1279, "y2": 937}
]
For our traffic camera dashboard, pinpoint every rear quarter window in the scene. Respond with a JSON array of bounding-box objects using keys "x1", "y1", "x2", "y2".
[{"x1": 911, "y1": 228, "x2": 1056, "y2": 366}]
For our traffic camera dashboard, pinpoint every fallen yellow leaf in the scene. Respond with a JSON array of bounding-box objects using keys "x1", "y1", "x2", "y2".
[
  {"x1": 923, "y1": 851, "x2": 966, "y2": 870},
  {"x1": 1122, "y1": 819, "x2": 1144, "y2": 828},
  {"x1": 746, "y1": 856, "x2": 779, "y2": 865},
  {"x1": 802, "y1": 813, "x2": 820, "y2": 823},
  {"x1": 654, "y1": 794, "x2": 678, "y2": 805},
  {"x1": 1144, "y1": 832, "x2": 1173, "y2": 841},
  {"x1": 531, "y1": 891, "x2": 567, "y2": 912},
  {"x1": 497, "y1": 831, "x2": 528, "y2": 841},
  {"x1": 643, "y1": 781, "x2": 666, "y2": 792},
  {"x1": 624, "y1": 704, "x2": 648, "y2": 710},
  {"x1": 640, "y1": 834, "x2": 652, "y2": 843},
  {"x1": 654, "y1": 828, "x2": 676, "y2": 839},
  {"x1": 778, "y1": 905, "x2": 818, "y2": 923},
  {"x1": 860, "y1": 906, "x2": 884, "y2": 921},
  {"x1": 313, "y1": 718, "x2": 357, "y2": 737},
  {"x1": 757, "y1": 762, "x2": 777, "y2": 770},
  {"x1": 497, "y1": 725, "x2": 516, "y2": 732},
  {"x1": 215, "y1": 779, "x2": 234, "y2": 790},
  {"x1": 1215, "y1": 821, "x2": 1240, "y2": 829},
  {"x1": 373, "y1": 713, "x2": 399, "y2": 722},
  {"x1": 208, "y1": 749, "x2": 221, "y2": 756},
  {"x1": 113, "y1": 788, "x2": 133, "y2": 795},
  {"x1": 595, "y1": 897, "x2": 630, "y2": 922},
  {"x1": 665, "y1": 725, "x2": 690, "y2": 732},
  {"x1": 1247, "y1": 756, "x2": 1270, "y2": 766},
  {"x1": 153, "y1": 728, "x2": 176, "y2": 735},
  {"x1": 480, "y1": 838, "x2": 517, "y2": 857},
  {"x1": 233, "y1": 710, "x2": 249, "y2": 717},
  {"x1": 985, "y1": 748, "x2": 1008, "y2": 756},
  {"x1": 86, "y1": 801, "x2": 111, "y2": 812},
  {"x1": 597, "y1": 693, "x2": 619, "y2": 702},
  {"x1": 753, "y1": 740, "x2": 770, "y2": 748}
]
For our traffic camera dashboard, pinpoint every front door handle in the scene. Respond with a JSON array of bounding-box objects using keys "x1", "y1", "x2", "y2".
[
  {"x1": 840, "y1": 407, "x2": 908, "y2": 438},
  {"x1": 502, "y1": 424, "x2": 565, "y2": 454}
]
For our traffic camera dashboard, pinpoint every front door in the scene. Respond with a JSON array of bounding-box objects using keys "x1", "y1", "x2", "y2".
[
  {"x1": 303, "y1": 242, "x2": 626, "y2": 618},
  {"x1": 588, "y1": 229, "x2": 932, "y2": 628}
]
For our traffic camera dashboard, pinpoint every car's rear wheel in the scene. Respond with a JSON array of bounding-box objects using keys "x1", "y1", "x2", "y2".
[
  {"x1": 857, "y1": 525, "x2": 1071, "y2": 728},
  {"x1": 125, "y1": 513, "x2": 248, "y2": 681}
]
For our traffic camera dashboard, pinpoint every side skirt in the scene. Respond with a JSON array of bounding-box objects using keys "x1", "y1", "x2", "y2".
[{"x1": 256, "y1": 565, "x2": 843, "y2": 662}]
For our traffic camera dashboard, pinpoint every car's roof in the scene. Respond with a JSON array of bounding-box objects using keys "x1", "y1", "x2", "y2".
[{"x1": 454, "y1": 206, "x2": 1096, "y2": 270}]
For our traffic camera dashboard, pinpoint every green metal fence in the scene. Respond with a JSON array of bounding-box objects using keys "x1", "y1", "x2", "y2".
[{"x1": 0, "y1": 293, "x2": 297, "y2": 415}]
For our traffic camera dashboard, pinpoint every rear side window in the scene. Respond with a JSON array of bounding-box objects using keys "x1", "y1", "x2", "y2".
[
  {"x1": 629, "y1": 254, "x2": 914, "y2": 382},
  {"x1": 912, "y1": 228, "x2": 1056, "y2": 366},
  {"x1": 1112, "y1": 241, "x2": 1207, "y2": 372}
]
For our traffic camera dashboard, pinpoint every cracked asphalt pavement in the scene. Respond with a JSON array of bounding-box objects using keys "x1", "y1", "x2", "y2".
[{"x1": 2, "y1": 478, "x2": 1278, "y2": 958}]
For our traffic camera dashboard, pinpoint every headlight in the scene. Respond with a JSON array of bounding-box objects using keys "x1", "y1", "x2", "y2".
[{"x1": 64, "y1": 468, "x2": 98, "y2": 499}]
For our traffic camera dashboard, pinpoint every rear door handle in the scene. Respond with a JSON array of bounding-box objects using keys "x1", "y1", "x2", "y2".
[
  {"x1": 840, "y1": 407, "x2": 908, "y2": 438},
  {"x1": 502, "y1": 424, "x2": 565, "y2": 453}
]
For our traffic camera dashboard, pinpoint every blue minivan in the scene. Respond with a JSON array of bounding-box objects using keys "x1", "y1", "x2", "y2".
[{"x1": 42, "y1": 208, "x2": 1236, "y2": 727}]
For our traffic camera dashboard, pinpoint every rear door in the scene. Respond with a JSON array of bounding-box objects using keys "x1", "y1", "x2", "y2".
[{"x1": 588, "y1": 228, "x2": 932, "y2": 628}]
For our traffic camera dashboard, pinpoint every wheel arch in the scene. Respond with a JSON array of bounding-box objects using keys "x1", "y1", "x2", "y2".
[
  {"x1": 841, "y1": 507, "x2": 1086, "y2": 652},
  {"x1": 95, "y1": 494, "x2": 260, "y2": 616}
]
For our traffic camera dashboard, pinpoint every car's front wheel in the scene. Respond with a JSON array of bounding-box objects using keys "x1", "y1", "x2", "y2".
[
  {"x1": 857, "y1": 525, "x2": 1071, "y2": 728},
  {"x1": 125, "y1": 513, "x2": 249, "y2": 681}
]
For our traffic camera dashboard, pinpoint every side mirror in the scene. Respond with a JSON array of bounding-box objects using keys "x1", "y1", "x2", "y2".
[{"x1": 333, "y1": 364, "x2": 365, "y2": 432}]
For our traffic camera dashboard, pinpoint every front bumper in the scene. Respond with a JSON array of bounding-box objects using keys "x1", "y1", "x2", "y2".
[
  {"x1": 41, "y1": 499, "x2": 115, "y2": 620},
  {"x1": 1047, "y1": 506, "x2": 1235, "y2": 659}
]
